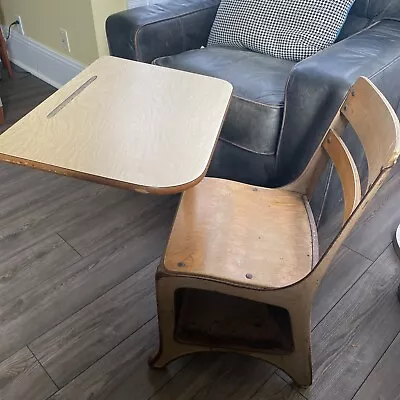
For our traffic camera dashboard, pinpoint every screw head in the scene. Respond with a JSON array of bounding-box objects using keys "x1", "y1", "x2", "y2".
[
  {"x1": 245, "y1": 273, "x2": 253, "y2": 279},
  {"x1": 177, "y1": 262, "x2": 185, "y2": 267}
]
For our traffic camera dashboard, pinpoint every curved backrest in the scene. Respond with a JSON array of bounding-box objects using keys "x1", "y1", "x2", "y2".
[
  {"x1": 287, "y1": 77, "x2": 400, "y2": 286},
  {"x1": 341, "y1": 78, "x2": 400, "y2": 186},
  {"x1": 309, "y1": 77, "x2": 400, "y2": 284}
]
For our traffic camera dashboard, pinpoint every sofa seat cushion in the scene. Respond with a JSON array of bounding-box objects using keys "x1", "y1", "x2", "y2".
[{"x1": 153, "y1": 46, "x2": 295, "y2": 155}]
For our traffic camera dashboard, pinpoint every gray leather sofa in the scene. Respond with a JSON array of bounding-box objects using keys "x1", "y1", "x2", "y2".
[{"x1": 106, "y1": 0, "x2": 400, "y2": 188}]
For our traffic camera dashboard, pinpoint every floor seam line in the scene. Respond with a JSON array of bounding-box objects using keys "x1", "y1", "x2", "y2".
[
  {"x1": 145, "y1": 357, "x2": 197, "y2": 400},
  {"x1": 342, "y1": 244, "x2": 374, "y2": 261},
  {"x1": 346, "y1": 233, "x2": 396, "y2": 264},
  {"x1": 26, "y1": 253, "x2": 162, "y2": 355},
  {"x1": 27, "y1": 344, "x2": 60, "y2": 390},
  {"x1": 60, "y1": 316, "x2": 158, "y2": 394},
  {"x1": 247, "y1": 370, "x2": 278, "y2": 400},
  {"x1": 350, "y1": 328, "x2": 400, "y2": 400},
  {"x1": 0, "y1": 233, "x2": 85, "y2": 311},
  {"x1": 312, "y1": 243, "x2": 391, "y2": 332},
  {"x1": 279, "y1": 372, "x2": 309, "y2": 400},
  {"x1": 54, "y1": 197, "x2": 175, "y2": 262},
  {"x1": 56, "y1": 232, "x2": 83, "y2": 258}
]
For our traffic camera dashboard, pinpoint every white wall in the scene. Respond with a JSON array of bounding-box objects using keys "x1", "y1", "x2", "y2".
[{"x1": 128, "y1": 0, "x2": 165, "y2": 8}]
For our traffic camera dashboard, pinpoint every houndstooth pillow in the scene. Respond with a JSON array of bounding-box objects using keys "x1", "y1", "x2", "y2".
[{"x1": 207, "y1": 0, "x2": 355, "y2": 61}]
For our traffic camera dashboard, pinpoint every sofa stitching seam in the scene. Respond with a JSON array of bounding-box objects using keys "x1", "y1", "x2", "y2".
[
  {"x1": 233, "y1": 94, "x2": 284, "y2": 109},
  {"x1": 134, "y1": 5, "x2": 217, "y2": 60},
  {"x1": 368, "y1": 50, "x2": 400, "y2": 79},
  {"x1": 219, "y1": 137, "x2": 276, "y2": 156}
]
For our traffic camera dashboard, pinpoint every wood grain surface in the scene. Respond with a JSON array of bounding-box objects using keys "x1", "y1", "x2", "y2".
[
  {"x1": 0, "y1": 347, "x2": 56, "y2": 400},
  {"x1": 49, "y1": 319, "x2": 189, "y2": 400},
  {"x1": 322, "y1": 130, "x2": 361, "y2": 223},
  {"x1": 311, "y1": 245, "x2": 372, "y2": 328},
  {"x1": 57, "y1": 193, "x2": 178, "y2": 257},
  {"x1": 151, "y1": 353, "x2": 275, "y2": 400},
  {"x1": 0, "y1": 206, "x2": 173, "y2": 364},
  {"x1": 0, "y1": 65, "x2": 55, "y2": 133},
  {"x1": 0, "y1": 56, "x2": 232, "y2": 193},
  {"x1": 353, "y1": 331, "x2": 400, "y2": 400},
  {"x1": 345, "y1": 170, "x2": 400, "y2": 260},
  {"x1": 300, "y1": 246, "x2": 400, "y2": 400},
  {"x1": 252, "y1": 374, "x2": 305, "y2": 400},
  {"x1": 30, "y1": 259, "x2": 159, "y2": 387},
  {"x1": 164, "y1": 177, "x2": 315, "y2": 288},
  {"x1": 342, "y1": 77, "x2": 400, "y2": 185},
  {"x1": 0, "y1": 234, "x2": 80, "y2": 307}
]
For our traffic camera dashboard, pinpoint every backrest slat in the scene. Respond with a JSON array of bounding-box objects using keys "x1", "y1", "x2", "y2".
[
  {"x1": 341, "y1": 78, "x2": 400, "y2": 186},
  {"x1": 302, "y1": 77, "x2": 400, "y2": 284},
  {"x1": 322, "y1": 129, "x2": 361, "y2": 223}
]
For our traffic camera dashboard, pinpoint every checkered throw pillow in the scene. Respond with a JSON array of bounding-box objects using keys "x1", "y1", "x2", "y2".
[{"x1": 207, "y1": 0, "x2": 355, "y2": 61}]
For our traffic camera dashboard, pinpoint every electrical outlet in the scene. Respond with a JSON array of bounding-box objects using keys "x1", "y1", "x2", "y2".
[
  {"x1": 59, "y1": 28, "x2": 71, "y2": 53},
  {"x1": 15, "y1": 15, "x2": 24, "y2": 35}
]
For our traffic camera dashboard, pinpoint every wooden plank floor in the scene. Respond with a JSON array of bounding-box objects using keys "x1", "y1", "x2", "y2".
[{"x1": 0, "y1": 66, "x2": 400, "y2": 400}]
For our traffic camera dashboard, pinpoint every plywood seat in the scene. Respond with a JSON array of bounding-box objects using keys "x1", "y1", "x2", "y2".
[{"x1": 163, "y1": 178, "x2": 316, "y2": 288}]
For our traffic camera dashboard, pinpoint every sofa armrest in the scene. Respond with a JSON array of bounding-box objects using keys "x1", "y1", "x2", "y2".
[
  {"x1": 106, "y1": 0, "x2": 220, "y2": 63},
  {"x1": 275, "y1": 19, "x2": 400, "y2": 185}
]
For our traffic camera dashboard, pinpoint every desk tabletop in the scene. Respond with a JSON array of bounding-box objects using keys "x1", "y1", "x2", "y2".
[{"x1": 0, "y1": 56, "x2": 232, "y2": 193}]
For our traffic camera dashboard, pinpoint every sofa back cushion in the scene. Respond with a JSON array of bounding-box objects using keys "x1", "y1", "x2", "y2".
[
  {"x1": 338, "y1": 0, "x2": 400, "y2": 40},
  {"x1": 208, "y1": 0, "x2": 355, "y2": 61}
]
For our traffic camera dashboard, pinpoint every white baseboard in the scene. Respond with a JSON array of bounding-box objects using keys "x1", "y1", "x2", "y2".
[{"x1": 3, "y1": 28, "x2": 85, "y2": 88}]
